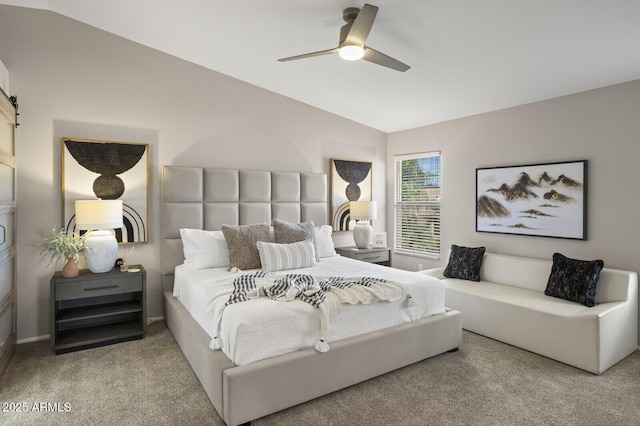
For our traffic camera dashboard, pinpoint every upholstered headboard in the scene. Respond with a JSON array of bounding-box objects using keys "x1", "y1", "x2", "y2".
[{"x1": 162, "y1": 166, "x2": 328, "y2": 290}]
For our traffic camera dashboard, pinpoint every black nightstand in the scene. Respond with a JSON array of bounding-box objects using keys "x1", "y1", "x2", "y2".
[
  {"x1": 335, "y1": 246, "x2": 391, "y2": 266},
  {"x1": 50, "y1": 266, "x2": 146, "y2": 354}
]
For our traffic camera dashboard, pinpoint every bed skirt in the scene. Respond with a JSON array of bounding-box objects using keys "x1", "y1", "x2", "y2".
[{"x1": 164, "y1": 291, "x2": 462, "y2": 425}]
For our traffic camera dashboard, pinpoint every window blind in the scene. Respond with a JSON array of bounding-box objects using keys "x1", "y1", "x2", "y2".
[{"x1": 394, "y1": 152, "x2": 441, "y2": 258}]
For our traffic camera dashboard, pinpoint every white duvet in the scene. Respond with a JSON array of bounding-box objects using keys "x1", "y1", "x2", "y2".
[{"x1": 173, "y1": 256, "x2": 445, "y2": 365}]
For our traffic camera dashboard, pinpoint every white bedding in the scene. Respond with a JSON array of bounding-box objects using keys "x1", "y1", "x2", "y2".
[{"x1": 173, "y1": 255, "x2": 445, "y2": 365}]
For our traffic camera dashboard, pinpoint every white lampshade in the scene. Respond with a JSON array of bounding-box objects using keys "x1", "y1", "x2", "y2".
[
  {"x1": 350, "y1": 201, "x2": 377, "y2": 221},
  {"x1": 75, "y1": 200, "x2": 123, "y2": 273},
  {"x1": 75, "y1": 200, "x2": 124, "y2": 230}
]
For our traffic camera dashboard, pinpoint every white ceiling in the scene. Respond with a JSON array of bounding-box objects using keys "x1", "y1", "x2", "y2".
[{"x1": 4, "y1": 0, "x2": 640, "y2": 133}]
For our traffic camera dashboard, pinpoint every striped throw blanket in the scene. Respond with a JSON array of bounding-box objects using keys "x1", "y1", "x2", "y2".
[{"x1": 208, "y1": 271, "x2": 410, "y2": 353}]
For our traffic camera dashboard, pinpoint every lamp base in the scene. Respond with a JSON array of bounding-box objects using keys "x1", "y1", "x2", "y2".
[
  {"x1": 84, "y1": 230, "x2": 118, "y2": 273},
  {"x1": 353, "y1": 220, "x2": 373, "y2": 249}
]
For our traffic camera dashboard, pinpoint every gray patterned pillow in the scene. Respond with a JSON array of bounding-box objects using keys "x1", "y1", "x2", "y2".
[
  {"x1": 221, "y1": 223, "x2": 271, "y2": 270},
  {"x1": 272, "y1": 219, "x2": 314, "y2": 244},
  {"x1": 443, "y1": 245, "x2": 486, "y2": 281},
  {"x1": 545, "y1": 253, "x2": 604, "y2": 307},
  {"x1": 257, "y1": 240, "x2": 317, "y2": 272}
]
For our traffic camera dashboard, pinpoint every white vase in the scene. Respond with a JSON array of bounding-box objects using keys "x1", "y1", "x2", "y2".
[
  {"x1": 84, "y1": 230, "x2": 118, "y2": 273},
  {"x1": 353, "y1": 220, "x2": 373, "y2": 249}
]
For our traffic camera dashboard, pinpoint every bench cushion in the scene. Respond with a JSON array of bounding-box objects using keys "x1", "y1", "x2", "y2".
[{"x1": 446, "y1": 279, "x2": 594, "y2": 317}]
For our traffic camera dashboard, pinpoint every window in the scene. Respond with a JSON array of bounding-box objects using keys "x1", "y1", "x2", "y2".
[{"x1": 394, "y1": 152, "x2": 441, "y2": 258}]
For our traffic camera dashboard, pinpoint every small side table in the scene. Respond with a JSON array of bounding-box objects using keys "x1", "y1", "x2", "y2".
[
  {"x1": 50, "y1": 265, "x2": 146, "y2": 354},
  {"x1": 335, "y1": 246, "x2": 391, "y2": 266}
]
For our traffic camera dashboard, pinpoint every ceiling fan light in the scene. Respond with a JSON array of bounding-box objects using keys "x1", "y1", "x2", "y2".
[{"x1": 339, "y1": 45, "x2": 365, "y2": 61}]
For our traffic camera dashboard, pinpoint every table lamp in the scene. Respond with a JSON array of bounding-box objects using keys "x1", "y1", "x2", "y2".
[
  {"x1": 350, "y1": 201, "x2": 377, "y2": 249},
  {"x1": 75, "y1": 199, "x2": 123, "y2": 273}
]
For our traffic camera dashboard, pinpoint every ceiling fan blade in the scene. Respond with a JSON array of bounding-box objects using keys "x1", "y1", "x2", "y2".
[
  {"x1": 278, "y1": 47, "x2": 340, "y2": 62},
  {"x1": 363, "y1": 47, "x2": 411, "y2": 72},
  {"x1": 344, "y1": 4, "x2": 378, "y2": 46}
]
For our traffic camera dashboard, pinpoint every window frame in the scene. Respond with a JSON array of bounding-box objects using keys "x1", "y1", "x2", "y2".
[{"x1": 393, "y1": 151, "x2": 442, "y2": 260}]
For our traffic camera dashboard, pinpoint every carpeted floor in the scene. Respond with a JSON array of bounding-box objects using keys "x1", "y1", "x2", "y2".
[{"x1": 1, "y1": 320, "x2": 639, "y2": 425}]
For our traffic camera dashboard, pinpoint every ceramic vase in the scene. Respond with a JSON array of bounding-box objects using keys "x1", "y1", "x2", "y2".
[{"x1": 62, "y1": 258, "x2": 79, "y2": 278}]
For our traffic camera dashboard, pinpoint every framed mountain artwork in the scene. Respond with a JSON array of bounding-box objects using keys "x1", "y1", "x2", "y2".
[{"x1": 476, "y1": 160, "x2": 587, "y2": 240}]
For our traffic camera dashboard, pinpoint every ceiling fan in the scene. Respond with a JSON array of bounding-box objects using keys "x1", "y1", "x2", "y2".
[{"x1": 278, "y1": 3, "x2": 410, "y2": 72}]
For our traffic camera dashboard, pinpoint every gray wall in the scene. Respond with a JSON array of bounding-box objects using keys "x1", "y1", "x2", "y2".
[
  {"x1": 387, "y1": 80, "x2": 640, "y2": 343},
  {"x1": 0, "y1": 6, "x2": 387, "y2": 341},
  {"x1": 2, "y1": 4, "x2": 638, "y2": 344}
]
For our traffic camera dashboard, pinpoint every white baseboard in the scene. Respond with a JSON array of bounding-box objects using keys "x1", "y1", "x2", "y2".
[
  {"x1": 18, "y1": 334, "x2": 50, "y2": 344},
  {"x1": 147, "y1": 316, "x2": 164, "y2": 324}
]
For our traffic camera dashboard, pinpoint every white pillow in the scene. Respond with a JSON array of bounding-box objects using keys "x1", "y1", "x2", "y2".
[
  {"x1": 313, "y1": 225, "x2": 337, "y2": 258},
  {"x1": 256, "y1": 240, "x2": 317, "y2": 272},
  {"x1": 180, "y1": 228, "x2": 229, "y2": 269}
]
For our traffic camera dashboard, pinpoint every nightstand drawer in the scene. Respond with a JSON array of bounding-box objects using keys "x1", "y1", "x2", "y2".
[
  {"x1": 55, "y1": 275, "x2": 142, "y2": 301},
  {"x1": 351, "y1": 250, "x2": 389, "y2": 263},
  {"x1": 335, "y1": 247, "x2": 391, "y2": 266}
]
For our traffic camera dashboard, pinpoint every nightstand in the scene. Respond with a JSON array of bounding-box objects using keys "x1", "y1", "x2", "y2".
[
  {"x1": 50, "y1": 265, "x2": 146, "y2": 354},
  {"x1": 335, "y1": 246, "x2": 391, "y2": 266}
]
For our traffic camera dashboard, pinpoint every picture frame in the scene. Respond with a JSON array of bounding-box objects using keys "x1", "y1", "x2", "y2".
[
  {"x1": 62, "y1": 137, "x2": 149, "y2": 243},
  {"x1": 476, "y1": 160, "x2": 587, "y2": 240},
  {"x1": 330, "y1": 158, "x2": 372, "y2": 231},
  {"x1": 372, "y1": 232, "x2": 387, "y2": 248}
]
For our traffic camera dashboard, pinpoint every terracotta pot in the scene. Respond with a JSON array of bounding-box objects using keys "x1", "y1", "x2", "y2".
[{"x1": 62, "y1": 258, "x2": 80, "y2": 278}]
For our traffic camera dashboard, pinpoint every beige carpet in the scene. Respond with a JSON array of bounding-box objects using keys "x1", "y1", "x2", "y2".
[{"x1": 1, "y1": 320, "x2": 639, "y2": 425}]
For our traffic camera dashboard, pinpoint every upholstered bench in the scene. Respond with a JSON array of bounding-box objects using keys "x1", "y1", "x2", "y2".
[{"x1": 422, "y1": 250, "x2": 638, "y2": 374}]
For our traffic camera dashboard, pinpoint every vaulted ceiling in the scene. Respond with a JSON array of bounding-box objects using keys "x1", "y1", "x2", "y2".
[{"x1": 3, "y1": 0, "x2": 640, "y2": 132}]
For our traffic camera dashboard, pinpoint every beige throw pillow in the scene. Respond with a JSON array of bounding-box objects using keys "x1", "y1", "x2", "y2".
[
  {"x1": 221, "y1": 223, "x2": 270, "y2": 270},
  {"x1": 272, "y1": 219, "x2": 314, "y2": 244}
]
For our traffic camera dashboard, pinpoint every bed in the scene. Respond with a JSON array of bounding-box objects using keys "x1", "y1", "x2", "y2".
[{"x1": 162, "y1": 166, "x2": 462, "y2": 425}]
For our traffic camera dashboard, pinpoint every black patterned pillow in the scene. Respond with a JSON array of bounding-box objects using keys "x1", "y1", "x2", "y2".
[
  {"x1": 545, "y1": 253, "x2": 604, "y2": 307},
  {"x1": 443, "y1": 245, "x2": 486, "y2": 281}
]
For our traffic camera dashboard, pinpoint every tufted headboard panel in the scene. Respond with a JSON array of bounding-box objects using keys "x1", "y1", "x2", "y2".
[{"x1": 162, "y1": 166, "x2": 328, "y2": 290}]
